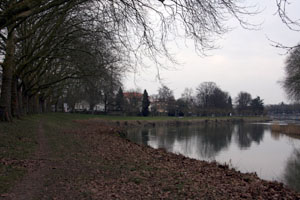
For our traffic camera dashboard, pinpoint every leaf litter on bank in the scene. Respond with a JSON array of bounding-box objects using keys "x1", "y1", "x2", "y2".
[
  {"x1": 53, "y1": 119, "x2": 300, "y2": 200},
  {"x1": 3, "y1": 117, "x2": 300, "y2": 199}
]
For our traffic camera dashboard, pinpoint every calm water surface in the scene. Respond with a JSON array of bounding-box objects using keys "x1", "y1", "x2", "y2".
[{"x1": 126, "y1": 123, "x2": 300, "y2": 192}]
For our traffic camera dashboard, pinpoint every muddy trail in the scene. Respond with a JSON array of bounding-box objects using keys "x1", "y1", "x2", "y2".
[{"x1": 2, "y1": 119, "x2": 300, "y2": 199}]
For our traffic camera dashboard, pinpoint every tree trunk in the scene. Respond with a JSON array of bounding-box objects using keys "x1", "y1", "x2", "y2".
[
  {"x1": 11, "y1": 76, "x2": 20, "y2": 118},
  {"x1": 34, "y1": 94, "x2": 39, "y2": 113},
  {"x1": 28, "y1": 95, "x2": 36, "y2": 114},
  {"x1": 40, "y1": 98, "x2": 45, "y2": 113},
  {"x1": 43, "y1": 99, "x2": 47, "y2": 113},
  {"x1": 28, "y1": 96, "x2": 33, "y2": 114},
  {"x1": 104, "y1": 94, "x2": 108, "y2": 114},
  {"x1": 24, "y1": 95, "x2": 29, "y2": 114},
  {"x1": 55, "y1": 101, "x2": 58, "y2": 112},
  {"x1": 0, "y1": 26, "x2": 15, "y2": 121},
  {"x1": 22, "y1": 94, "x2": 27, "y2": 114},
  {"x1": 18, "y1": 87, "x2": 24, "y2": 116},
  {"x1": 61, "y1": 100, "x2": 65, "y2": 113},
  {"x1": 90, "y1": 103, "x2": 95, "y2": 114}
]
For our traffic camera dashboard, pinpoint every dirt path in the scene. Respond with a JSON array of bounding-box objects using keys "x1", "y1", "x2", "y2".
[{"x1": 3, "y1": 120, "x2": 51, "y2": 200}]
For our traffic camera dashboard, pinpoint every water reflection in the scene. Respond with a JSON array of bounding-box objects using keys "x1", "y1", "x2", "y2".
[
  {"x1": 283, "y1": 148, "x2": 300, "y2": 191},
  {"x1": 126, "y1": 123, "x2": 300, "y2": 191},
  {"x1": 234, "y1": 124, "x2": 265, "y2": 149},
  {"x1": 192, "y1": 124, "x2": 233, "y2": 159},
  {"x1": 127, "y1": 123, "x2": 267, "y2": 159},
  {"x1": 270, "y1": 131, "x2": 281, "y2": 140}
]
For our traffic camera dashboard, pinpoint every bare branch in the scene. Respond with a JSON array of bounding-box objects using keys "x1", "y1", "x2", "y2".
[{"x1": 276, "y1": 0, "x2": 300, "y2": 31}]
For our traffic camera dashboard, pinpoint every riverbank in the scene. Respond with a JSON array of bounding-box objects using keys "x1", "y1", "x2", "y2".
[
  {"x1": 87, "y1": 115, "x2": 270, "y2": 128},
  {"x1": 271, "y1": 123, "x2": 300, "y2": 138},
  {"x1": 1, "y1": 114, "x2": 299, "y2": 199}
]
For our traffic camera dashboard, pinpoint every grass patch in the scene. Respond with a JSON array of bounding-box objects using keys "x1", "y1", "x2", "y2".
[
  {"x1": 0, "y1": 113, "x2": 88, "y2": 194},
  {"x1": 0, "y1": 116, "x2": 40, "y2": 194}
]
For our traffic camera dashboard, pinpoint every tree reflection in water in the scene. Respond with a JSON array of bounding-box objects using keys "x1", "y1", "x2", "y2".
[
  {"x1": 127, "y1": 124, "x2": 235, "y2": 159},
  {"x1": 283, "y1": 148, "x2": 300, "y2": 192},
  {"x1": 193, "y1": 124, "x2": 233, "y2": 159},
  {"x1": 126, "y1": 123, "x2": 300, "y2": 185},
  {"x1": 127, "y1": 123, "x2": 268, "y2": 159},
  {"x1": 234, "y1": 123, "x2": 265, "y2": 149}
]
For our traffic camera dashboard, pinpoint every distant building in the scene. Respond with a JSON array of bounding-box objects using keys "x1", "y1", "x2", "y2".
[
  {"x1": 123, "y1": 92, "x2": 143, "y2": 99},
  {"x1": 94, "y1": 103, "x2": 105, "y2": 111},
  {"x1": 123, "y1": 92, "x2": 143, "y2": 114},
  {"x1": 74, "y1": 100, "x2": 90, "y2": 111},
  {"x1": 148, "y1": 95, "x2": 168, "y2": 115},
  {"x1": 74, "y1": 101, "x2": 105, "y2": 112}
]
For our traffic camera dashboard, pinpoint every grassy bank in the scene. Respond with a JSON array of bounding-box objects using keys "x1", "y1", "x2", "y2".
[
  {"x1": 2, "y1": 113, "x2": 298, "y2": 199},
  {"x1": 0, "y1": 114, "x2": 92, "y2": 194},
  {"x1": 69, "y1": 113, "x2": 269, "y2": 122},
  {"x1": 71, "y1": 113, "x2": 269, "y2": 128}
]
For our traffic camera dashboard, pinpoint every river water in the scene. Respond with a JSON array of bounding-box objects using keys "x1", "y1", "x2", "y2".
[{"x1": 126, "y1": 122, "x2": 300, "y2": 192}]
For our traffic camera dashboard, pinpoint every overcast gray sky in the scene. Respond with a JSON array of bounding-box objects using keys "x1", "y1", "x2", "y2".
[{"x1": 124, "y1": 0, "x2": 300, "y2": 105}]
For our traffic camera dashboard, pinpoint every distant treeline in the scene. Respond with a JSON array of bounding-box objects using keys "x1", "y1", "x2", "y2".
[
  {"x1": 266, "y1": 103, "x2": 300, "y2": 115},
  {"x1": 66, "y1": 82, "x2": 265, "y2": 117}
]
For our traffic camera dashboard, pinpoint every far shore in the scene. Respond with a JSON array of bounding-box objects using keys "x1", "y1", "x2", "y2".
[{"x1": 79, "y1": 115, "x2": 270, "y2": 128}]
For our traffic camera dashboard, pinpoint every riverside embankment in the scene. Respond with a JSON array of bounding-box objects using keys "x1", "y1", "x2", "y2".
[
  {"x1": 103, "y1": 116, "x2": 270, "y2": 128},
  {"x1": 2, "y1": 114, "x2": 299, "y2": 199}
]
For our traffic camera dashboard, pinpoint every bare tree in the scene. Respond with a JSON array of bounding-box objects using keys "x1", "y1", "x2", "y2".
[
  {"x1": 276, "y1": 0, "x2": 300, "y2": 31},
  {"x1": 157, "y1": 85, "x2": 176, "y2": 116},
  {"x1": 124, "y1": 89, "x2": 142, "y2": 115},
  {"x1": 196, "y1": 82, "x2": 231, "y2": 116},
  {"x1": 283, "y1": 45, "x2": 300, "y2": 101},
  {"x1": 196, "y1": 82, "x2": 215, "y2": 107},
  {"x1": 181, "y1": 88, "x2": 194, "y2": 103},
  {"x1": 181, "y1": 88, "x2": 195, "y2": 115},
  {"x1": 272, "y1": 1, "x2": 300, "y2": 101},
  {"x1": 235, "y1": 91, "x2": 252, "y2": 115},
  {"x1": 0, "y1": 0, "x2": 81, "y2": 120},
  {"x1": 270, "y1": 0, "x2": 300, "y2": 51}
]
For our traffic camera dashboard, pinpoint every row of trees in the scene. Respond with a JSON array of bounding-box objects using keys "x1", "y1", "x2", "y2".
[
  {"x1": 0, "y1": 1, "x2": 295, "y2": 121},
  {"x1": 116, "y1": 82, "x2": 264, "y2": 117},
  {"x1": 266, "y1": 103, "x2": 300, "y2": 115},
  {"x1": 0, "y1": 1, "x2": 130, "y2": 121},
  {"x1": 0, "y1": 0, "x2": 261, "y2": 121},
  {"x1": 174, "y1": 82, "x2": 264, "y2": 116}
]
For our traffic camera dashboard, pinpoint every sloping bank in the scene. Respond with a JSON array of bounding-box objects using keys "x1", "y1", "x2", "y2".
[{"x1": 72, "y1": 119, "x2": 299, "y2": 199}]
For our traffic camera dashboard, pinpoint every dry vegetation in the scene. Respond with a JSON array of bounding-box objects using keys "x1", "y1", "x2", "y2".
[{"x1": 271, "y1": 123, "x2": 300, "y2": 136}]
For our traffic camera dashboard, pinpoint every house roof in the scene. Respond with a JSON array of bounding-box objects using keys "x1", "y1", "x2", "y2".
[{"x1": 123, "y1": 92, "x2": 143, "y2": 98}]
